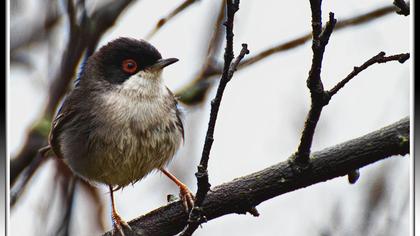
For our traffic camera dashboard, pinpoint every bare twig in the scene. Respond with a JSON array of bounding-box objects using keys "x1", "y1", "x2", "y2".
[
  {"x1": 179, "y1": 1, "x2": 249, "y2": 235},
  {"x1": 328, "y1": 52, "x2": 410, "y2": 97},
  {"x1": 176, "y1": 0, "x2": 227, "y2": 104},
  {"x1": 293, "y1": 2, "x2": 410, "y2": 165},
  {"x1": 10, "y1": 130, "x2": 47, "y2": 186},
  {"x1": 145, "y1": 0, "x2": 199, "y2": 40},
  {"x1": 10, "y1": 150, "x2": 47, "y2": 207},
  {"x1": 293, "y1": 2, "x2": 337, "y2": 164},
  {"x1": 236, "y1": 5, "x2": 399, "y2": 70},
  {"x1": 54, "y1": 177, "x2": 77, "y2": 236},
  {"x1": 10, "y1": 0, "x2": 61, "y2": 54},
  {"x1": 79, "y1": 181, "x2": 107, "y2": 231},
  {"x1": 103, "y1": 117, "x2": 409, "y2": 236},
  {"x1": 176, "y1": 4, "x2": 397, "y2": 105},
  {"x1": 393, "y1": 0, "x2": 410, "y2": 16}
]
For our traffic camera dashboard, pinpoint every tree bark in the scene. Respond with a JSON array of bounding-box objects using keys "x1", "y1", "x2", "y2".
[{"x1": 103, "y1": 117, "x2": 409, "y2": 236}]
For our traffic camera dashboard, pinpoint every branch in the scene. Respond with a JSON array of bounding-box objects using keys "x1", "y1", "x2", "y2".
[
  {"x1": 181, "y1": 45, "x2": 249, "y2": 236},
  {"x1": 180, "y1": 1, "x2": 249, "y2": 235},
  {"x1": 235, "y1": 5, "x2": 397, "y2": 71},
  {"x1": 294, "y1": 4, "x2": 337, "y2": 163},
  {"x1": 328, "y1": 52, "x2": 410, "y2": 97},
  {"x1": 393, "y1": 0, "x2": 410, "y2": 16},
  {"x1": 103, "y1": 117, "x2": 409, "y2": 236},
  {"x1": 293, "y1": 1, "x2": 410, "y2": 172},
  {"x1": 176, "y1": 4, "x2": 397, "y2": 105},
  {"x1": 10, "y1": 0, "x2": 61, "y2": 54},
  {"x1": 176, "y1": 0, "x2": 226, "y2": 105},
  {"x1": 145, "y1": 0, "x2": 199, "y2": 40},
  {"x1": 10, "y1": 129, "x2": 47, "y2": 186}
]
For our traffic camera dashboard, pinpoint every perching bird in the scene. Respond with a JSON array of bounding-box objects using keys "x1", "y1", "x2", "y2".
[{"x1": 47, "y1": 37, "x2": 193, "y2": 235}]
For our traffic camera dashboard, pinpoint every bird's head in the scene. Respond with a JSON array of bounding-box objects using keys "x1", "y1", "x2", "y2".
[{"x1": 79, "y1": 37, "x2": 178, "y2": 93}]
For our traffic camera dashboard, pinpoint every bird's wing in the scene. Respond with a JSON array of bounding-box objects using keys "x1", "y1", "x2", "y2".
[
  {"x1": 167, "y1": 87, "x2": 185, "y2": 141},
  {"x1": 175, "y1": 103, "x2": 185, "y2": 141},
  {"x1": 49, "y1": 101, "x2": 76, "y2": 159}
]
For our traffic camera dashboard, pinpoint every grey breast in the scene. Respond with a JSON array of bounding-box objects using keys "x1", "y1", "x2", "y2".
[{"x1": 60, "y1": 88, "x2": 183, "y2": 187}]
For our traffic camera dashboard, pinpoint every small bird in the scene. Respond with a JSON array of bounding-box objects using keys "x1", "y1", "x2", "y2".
[{"x1": 47, "y1": 37, "x2": 193, "y2": 235}]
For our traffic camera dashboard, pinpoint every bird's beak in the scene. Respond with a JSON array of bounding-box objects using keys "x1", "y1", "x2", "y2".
[{"x1": 149, "y1": 58, "x2": 179, "y2": 70}]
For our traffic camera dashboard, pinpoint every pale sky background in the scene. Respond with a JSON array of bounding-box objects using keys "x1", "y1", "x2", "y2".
[{"x1": 10, "y1": 0, "x2": 410, "y2": 235}]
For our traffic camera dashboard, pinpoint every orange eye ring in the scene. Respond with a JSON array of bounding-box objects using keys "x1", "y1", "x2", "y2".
[{"x1": 122, "y1": 59, "x2": 138, "y2": 74}]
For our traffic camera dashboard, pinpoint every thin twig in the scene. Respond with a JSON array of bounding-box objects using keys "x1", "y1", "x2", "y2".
[
  {"x1": 176, "y1": 5, "x2": 397, "y2": 105},
  {"x1": 294, "y1": 2, "x2": 337, "y2": 164},
  {"x1": 176, "y1": 0, "x2": 227, "y2": 104},
  {"x1": 328, "y1": 52, "x2": 410, "y2": 97},
  {"x1": 79, "y1": 181, "x2": 107, "y2": 231},
  {"x1": 145, "y1": 0, "x2": 199, "y2": 40},
  {"x1": 10, "y1": 0, "x2": 60, "y2": 53},
  {"x1": 180, "y1": 1, "x2": 248, "y2": 235},
  {"x1": 10, "y1": 151, "x2": 47, "y2": 207},
  {"x1": 238, "y1": 5, "x2": 397, "y2": 70},
  {"x1": 54, "y1": 177, "x2": 77, "y2": 236}
]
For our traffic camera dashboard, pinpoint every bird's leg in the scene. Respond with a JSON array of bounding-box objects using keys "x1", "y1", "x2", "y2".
[
  {"x1": 160, "y1": 168, "x2": 195, "y2": 211},
  {"x1": 109, "y1": 185, "x2": 131, "y2": 236}
]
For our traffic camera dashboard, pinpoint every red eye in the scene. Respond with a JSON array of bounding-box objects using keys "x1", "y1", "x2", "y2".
[{"x1": 122, "y1": 59, "x2": 138, "y2": 74}]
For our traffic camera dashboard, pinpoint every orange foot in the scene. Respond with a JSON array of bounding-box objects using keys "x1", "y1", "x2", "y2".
[
  {"x1": 179, "y1": 183, "x2": 195, "y2": 211},
  {"x1": 160, "y1": 168, "x2": 195, "y2": 211},
  {"x1": 111, "y1": 211, "x2": 132, "y2": 236}
]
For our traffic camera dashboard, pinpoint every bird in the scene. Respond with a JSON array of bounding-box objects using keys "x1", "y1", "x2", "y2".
[{"x1": 46, "y1": 37, "x2": 194, "y2": 235}]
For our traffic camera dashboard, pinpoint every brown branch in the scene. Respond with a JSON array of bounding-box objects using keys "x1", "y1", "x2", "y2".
[
  {"x1": 176, "y1": 4, "x2": 397, "y2": 106},
  {"x1": 10, "y1": 0, "x2": 61, "y2": 54},
  {"x1": 328, "y1": 52, "x2": 410, "y2": 97},
  {"x1": 238, "y1": 5, "x2": 397, "y2": 70},
  {"x1": 53, "y1": 177, "x2": 77, "y2": 236},
  {"x1": 10, "y1": 149, "x2": 47, "y2": 207},
  {"x1": 176, "y1": 0, "x2": 227, "y2": 105},
  {"x1": 10, "y1": 130, "x2": 47, "y2": 186},
  {"x1": 145, "y1": 0, "x2": 199, "y2": 40},
  {"x1": 79, "y1": 180, "x2": 107, "y2": 231},
  {"x1": 103, "y1": 117, "x2": 409, "y2": 236}
]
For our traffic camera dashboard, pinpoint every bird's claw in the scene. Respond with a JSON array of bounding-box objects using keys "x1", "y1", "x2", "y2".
[
  {"x1": 179, "y1": 184, "x2": 195, "y2": 212},
  {"x1": 112, "y1": 213, "x2": 132, "y2": 236}
]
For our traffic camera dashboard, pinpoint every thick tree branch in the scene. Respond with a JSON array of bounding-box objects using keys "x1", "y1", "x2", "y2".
[{"x1": 103, "y1": 117, "x2": 409, "y2": 236}]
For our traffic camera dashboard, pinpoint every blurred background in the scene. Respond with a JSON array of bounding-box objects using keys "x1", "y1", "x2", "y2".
[{"x1": 9, "y1": 0, "x2": 410, "y2": 235}]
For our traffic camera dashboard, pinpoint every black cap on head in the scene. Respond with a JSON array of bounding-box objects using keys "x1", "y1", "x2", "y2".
[{"x1": 84, "y1": 37, "x2": 164, "y2": 84}]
